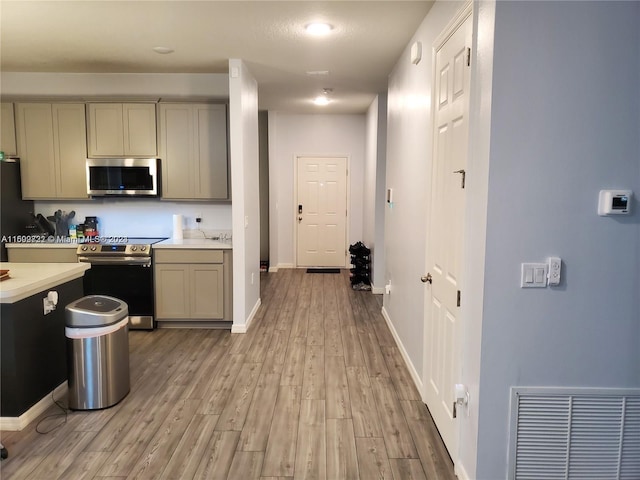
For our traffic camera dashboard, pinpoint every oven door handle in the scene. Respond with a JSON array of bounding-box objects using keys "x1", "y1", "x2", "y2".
[{"x1": 78, "y1": 256, "x2": 152, "y2": 266}]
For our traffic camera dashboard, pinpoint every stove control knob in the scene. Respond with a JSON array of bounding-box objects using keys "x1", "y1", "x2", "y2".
[
  {"x1": 90, "y1": 245, "x2": 97, "y2": 251},
  {"x1": 131, "y1": 246, "x2": 137, "y2": 251},
  {"x1": 141, "y1": 246, "x2": 147, "y2": 251},
  {"x1": 81, "y1": 245, "x2": 88, "y2": 251}
]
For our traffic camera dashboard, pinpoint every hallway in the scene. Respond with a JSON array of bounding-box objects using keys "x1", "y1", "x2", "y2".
[{"x1": 0, "y1": 269, "x2": 455, "y2": 479}]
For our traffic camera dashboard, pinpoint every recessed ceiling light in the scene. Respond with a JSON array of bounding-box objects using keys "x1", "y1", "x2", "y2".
[
  {"x1": 152, "y1": 46, "x2": 174, "y2": 54},
  {"x1": 313, "y1": 96, "x2": 331, "y2": 106},
  {"x1": 305, "y1": 23, "x2": 334, "y2": 36}
]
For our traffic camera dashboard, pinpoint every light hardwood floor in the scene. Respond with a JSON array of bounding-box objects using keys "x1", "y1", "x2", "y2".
[{"x1": 0, "y1": 269, "x2": 455, "y2": 480}]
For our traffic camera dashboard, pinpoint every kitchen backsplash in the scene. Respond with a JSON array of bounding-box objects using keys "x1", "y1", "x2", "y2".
[{"x1": 35, "y1": 199, "x2": 232, "y2": 239}]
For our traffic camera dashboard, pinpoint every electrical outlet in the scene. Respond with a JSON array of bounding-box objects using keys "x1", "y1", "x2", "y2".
[
  {"x1": 251, "y1": 272, "x2": 255, "y2": 285},
  {"x1": 43, "y1": 290, "x2": 58, "y2": 314}
]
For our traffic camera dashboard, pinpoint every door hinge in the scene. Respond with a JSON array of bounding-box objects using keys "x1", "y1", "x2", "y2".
[
  {"x1": 466, "y1": 47, "x2": 471, "y2": 66},
  {"x1": 457, "y1": 290, "x2": 461, "y2": 307}
]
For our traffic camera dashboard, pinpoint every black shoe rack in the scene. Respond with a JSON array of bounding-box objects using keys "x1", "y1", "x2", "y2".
[{"x1": 349, "y1": 241, "x2": 371, "y2": 291}]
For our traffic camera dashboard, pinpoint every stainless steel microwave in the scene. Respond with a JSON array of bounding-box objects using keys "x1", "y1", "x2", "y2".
[{"x1": 86, "y1": 158, "x2": 159, "y2": 197}]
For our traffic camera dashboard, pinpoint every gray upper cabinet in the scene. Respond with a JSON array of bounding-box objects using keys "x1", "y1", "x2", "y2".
[
  {"x1": 87, "y1": 103, "x2": 157, "y2": 157},
  {"x1": 158, "y1": 103, "x2": 228, "y2": 200},
  {"x1": 1, "y1": 103, "x2": 17, "y2": 156},
  {"x1": 15, "y1": 103, "x2": 89, "y2": 200}
]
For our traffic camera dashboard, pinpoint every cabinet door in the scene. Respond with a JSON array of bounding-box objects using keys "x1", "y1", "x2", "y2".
[
  {"x1": 123, "y1": 103, "x2": 157, "y2": 156},
  {"x1": 87, "y1": 103, "x2": 124, "y2": 157},
  {"x1": 196, "y1": 104, "x2": 228, "y2": 199},
  {"x1": 15, "y1": 103, "x2": 57, "y2": 199},
  {"x1": 158, "y1": 104, "x2": 193, "y2": 199},
  {"x1": 52, "y1": 104, "x2": 88, "y2": 199},
  {"x1": 155, "y1": 263, "x2": 190, "y2": 318},
  {"x1": 190, "y1": 264, "x2": 224, "y2": 318},
  {"x1": 1, "y1": 103, "x2": 17, "y2": 156}
]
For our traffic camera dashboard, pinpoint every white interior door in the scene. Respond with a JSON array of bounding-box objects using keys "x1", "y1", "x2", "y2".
[
  {"x1": 423, "y1": 12, "x2": 472, "y2": 458},
  {"x1": 296, "y1": 156, "x2": 347, "y2": 267}
]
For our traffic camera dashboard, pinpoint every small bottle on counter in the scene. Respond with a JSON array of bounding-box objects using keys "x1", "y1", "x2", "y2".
[
  {"x1": 69, "y1": 224, "x2": 77, "y2": 240},
  {"x1": 76, "y1": 224, "x2": 85, "y2": 241}
]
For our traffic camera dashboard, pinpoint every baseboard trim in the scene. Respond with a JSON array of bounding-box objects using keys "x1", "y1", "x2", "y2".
[
  {"x1": 0, "y1": 382, "x2": 68, "y2": 431},
  {"x1": 231, "y1": 297, "x2": 262, "y2": 333},
  {"x1": 381, "y1": 306, "x2": 423, "y2": 395},
  {"x1": 276, "y1": 263, "x2": 294, "y2": 271},
  {"x1": 371, "y1": 284, "x2": 385, "y2": 295},
  {"x1": 455, "y1": 460, "x2": 471, "y2": 480}
]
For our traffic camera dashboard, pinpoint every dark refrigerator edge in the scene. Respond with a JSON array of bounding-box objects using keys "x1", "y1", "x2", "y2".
[{"x1": 0, "y1": 160, "x2": 35, "y2": 261}]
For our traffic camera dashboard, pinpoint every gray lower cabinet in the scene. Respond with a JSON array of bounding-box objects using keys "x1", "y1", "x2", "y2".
[
  {"x1": 7, "y1": 246, "x2": 78, "y2": 263},
  {"x1": 154, "y1": 249, "x2": 231, "y2": 322}
]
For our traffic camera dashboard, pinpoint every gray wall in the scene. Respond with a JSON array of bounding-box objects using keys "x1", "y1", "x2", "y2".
[{"x1": 474, "y1": 1, "x2": 640, "y2": 477}]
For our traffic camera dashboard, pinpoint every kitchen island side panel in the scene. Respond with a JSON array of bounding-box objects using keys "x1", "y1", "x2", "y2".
[{"x1": 1, "y1": 278, "x2": 83, "y2": 417}]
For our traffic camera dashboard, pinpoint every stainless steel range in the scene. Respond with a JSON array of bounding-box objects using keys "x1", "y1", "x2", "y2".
[{"x1": 77, "y1": 237, "x2": 167, "y2": 330}]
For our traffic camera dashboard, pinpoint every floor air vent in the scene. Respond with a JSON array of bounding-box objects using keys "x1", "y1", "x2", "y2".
[{"x1": 509, "y1": 387, "x2": 640, "y2": 479}]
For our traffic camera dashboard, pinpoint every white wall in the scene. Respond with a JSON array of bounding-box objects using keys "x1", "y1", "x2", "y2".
[
  {"x1": 33, "y1": 200, "x2": 231, "y2": 238},
  {"x1": 364, "y1": 94, "x2": 388, "y2": 293},
  {"x1": 267, "y1": 112, "x2": 365, "y2": 269},
  {"x1": 228, "y1": 59, "x2": 261, "y2": 332},
  {"x1": 0, "y1": 72, "x2": 229, "y2": 99},
  {"x1": 382, "y1": 0, "x2": 465, "y2": 396},
  {"x1": 458, "y1": 1, "x2": 495, "y2": 476},
  {"x1": 472, "y1": 1, "x2": 640, "y2": 478}
]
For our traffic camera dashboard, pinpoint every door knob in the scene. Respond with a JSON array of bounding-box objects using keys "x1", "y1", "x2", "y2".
[{"x1": 421, "y1": 273, "x2": 433, "y2": 284}]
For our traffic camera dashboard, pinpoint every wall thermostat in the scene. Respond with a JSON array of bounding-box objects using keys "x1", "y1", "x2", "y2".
[{"x1": 598, "y1": 190, "x2": 632, "y2": 216}]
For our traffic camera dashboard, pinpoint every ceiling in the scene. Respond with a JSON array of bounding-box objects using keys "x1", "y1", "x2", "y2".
[{"x1": 0, "y1": 1, "x2": 434, "y2": 114}]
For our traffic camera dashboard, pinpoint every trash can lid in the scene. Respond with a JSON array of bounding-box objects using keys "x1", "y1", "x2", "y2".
[{"x1": 65, "y1": 295, "x2": 129, "y2": 328}]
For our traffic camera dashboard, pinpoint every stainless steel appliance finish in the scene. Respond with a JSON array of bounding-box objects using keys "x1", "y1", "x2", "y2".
[
  {"x1": 86, "y1": 158, "x2": 159, "y2": 197},
  {"x1": 77, "y1": 238, "x2": 166, "y2": 330},
  {"x1": 66, "y1": 295, "x2": 130, "y2": 410}
]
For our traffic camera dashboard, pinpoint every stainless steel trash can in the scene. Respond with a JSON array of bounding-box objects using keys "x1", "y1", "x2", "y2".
[{"x1": 65, "y1": 295, "x2": 130, "y2": 410}]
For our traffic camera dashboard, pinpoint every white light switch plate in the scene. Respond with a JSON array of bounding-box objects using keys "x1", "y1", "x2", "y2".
[{"x1": 521, "y1": 263, "x2": 548, "y2": 288}]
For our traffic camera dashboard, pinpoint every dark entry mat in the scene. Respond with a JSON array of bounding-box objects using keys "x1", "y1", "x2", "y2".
[{"x1": 306, "y1": 268, "x2": 341, "y2": 274}]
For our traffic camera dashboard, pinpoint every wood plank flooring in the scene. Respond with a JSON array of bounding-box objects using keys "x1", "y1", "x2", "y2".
[{"x1": 0, "y1": 269, "x2": 455, "y2": 480}]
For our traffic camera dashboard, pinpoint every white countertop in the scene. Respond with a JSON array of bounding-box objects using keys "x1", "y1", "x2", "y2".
[
  {"x1": 6, "y1": 241, "x2": 79, "y2": 249},
  {"x1": 153, "y1": 238, "x2": 232, "y2": 249},
  {"x1": 0, "y1": 262, "x2": 90, "y2": 304}
]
